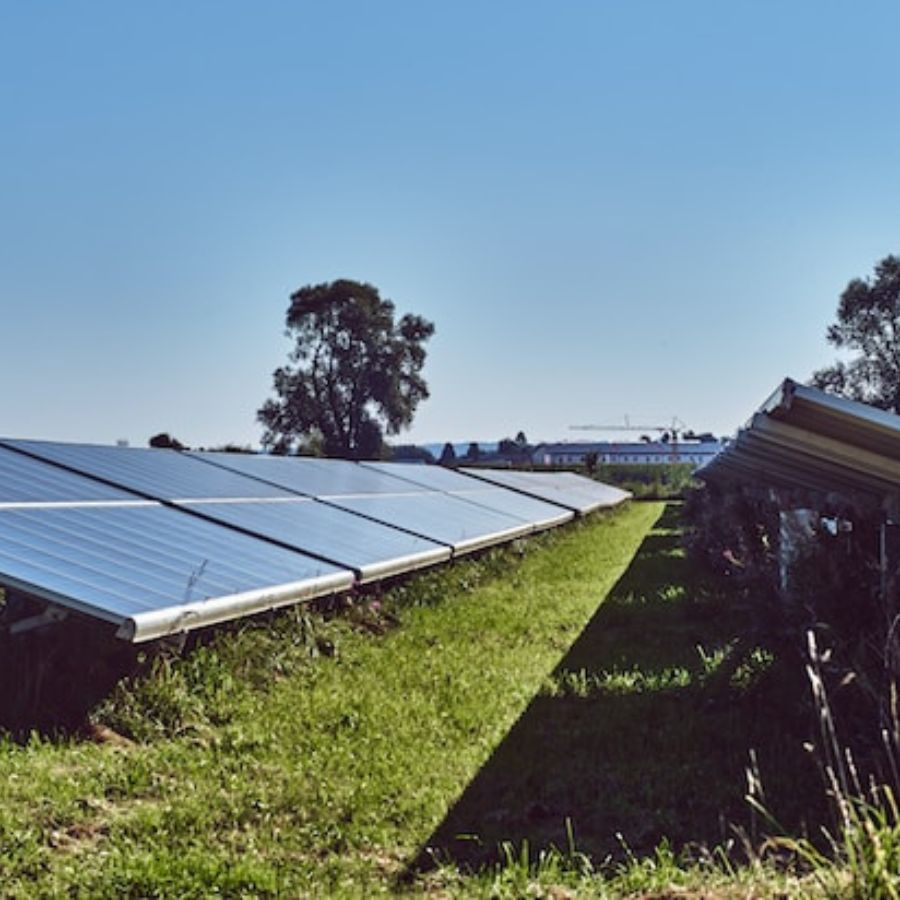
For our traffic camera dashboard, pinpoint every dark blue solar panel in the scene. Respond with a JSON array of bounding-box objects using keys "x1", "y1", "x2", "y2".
[
  {"x1": 3, "y1": 440, "x2": 293, "y2": 500},
  {"x1": 0, "y1": 504, "x2": 353, "y2": 642},
  {"x1": 361, "y1": 462, "x2": 575, "y2": 530},
  {"x1": 176, "y1": 498, "x2": 450, "y2": 581},
  {"x1": 190, "y1": 452, "x2": 535, "y2": 553},
  {"x1": 0, "y1": 441, "x2": 596, "y2": 642},
  {"x1": 190, "y1": 452, "x2": 425, "y2": 496},
  {"x1": 0, "y1": 442, "x2": 452, "y2": 581},
  {"x1": 0, "y1": 446, "x2": 134, "y2": 503},
  {"x1": 463, "y1": 468, "x2": 631, "y2": 515}
]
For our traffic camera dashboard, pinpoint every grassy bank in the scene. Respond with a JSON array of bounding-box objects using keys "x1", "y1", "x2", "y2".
[{"x1": 0, "y1": 502, "x2": 832, "y2": 896}]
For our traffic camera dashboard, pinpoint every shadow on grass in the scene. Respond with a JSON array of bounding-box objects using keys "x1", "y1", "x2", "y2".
[
  {"x1": 0, "y1": 595, "x2": 145, "y2": 737},
  {"x1": 408, "y1": 503, "x2": 823, "y2": 875}
]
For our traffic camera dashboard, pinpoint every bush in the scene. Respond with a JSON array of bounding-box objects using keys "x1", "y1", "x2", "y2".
[
  {"x1": 595, "y1": 462, "x2": 696, "y2": 499},
  {"x1": 684, "y1": 480, "x2": 900, "y2": 797}
]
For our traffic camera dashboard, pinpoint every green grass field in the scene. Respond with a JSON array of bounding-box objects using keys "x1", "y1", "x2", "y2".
[{"x1": 0, "y1": 503, "x2": 829, "y2": 896}]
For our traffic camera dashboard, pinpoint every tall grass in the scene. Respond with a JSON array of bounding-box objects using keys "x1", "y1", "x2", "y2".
[{"x1": 747, "y1": 630, "x2": 900, "y2": 898}]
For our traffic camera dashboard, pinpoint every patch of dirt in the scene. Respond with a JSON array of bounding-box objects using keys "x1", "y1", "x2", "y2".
[
  {"x1": 79, "y1": 722, "x2": 134, "y2": 748},
  {"x1": 359, "y1": 847, "x2": 406, "y2": 876},
  {"x1": 48, "y1": 819, "x2": 109, "y2": 853}
]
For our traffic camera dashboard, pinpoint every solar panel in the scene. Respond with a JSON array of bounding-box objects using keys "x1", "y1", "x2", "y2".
[
  {"x1": 3, "y1": 439, "x2": 293, "y2": 500},
  {"x1": 1, "y1": 442, "x2": 451, "y2": 582},
  {"x1": 0, "y1": 445, "x2": 135, "y2": 503},
  {"x1": 360, "y1": 462, "x2": 575, "y2": 531},
  {"x1": 0, "y1": 443, "x2": 609, "y2": 643},
  {"x1": 174, "y1": 498, "x2": 450, "y2": 581},
  {"x1": 330, "y1": 493, "x2": 533, "y2": 552},
  {"x1": 191, "y1": 453, "x2": 535, "y2": 553},
  {"x1": 0, "y1": 449, "x2": 353, "y2": 642},
  {"x1": 190, "y1": 452, "x2": 423, "y2": 496},
  {"x1": 461, "y1": 468, "x2": 631, "y2": 515}
]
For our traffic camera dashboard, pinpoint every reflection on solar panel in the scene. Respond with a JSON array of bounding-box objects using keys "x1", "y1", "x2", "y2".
[
  {"x1": 0, "y1": 449, "x2": 353, "y2": 642},
  {"x1": 324, "y1": 493, "x2": 532, "y2": 553},
  {"x1": 3, "y1": 440, "x2": 292, "y2": 500},
  {"x1": 462, "y1": 468, "x2": 632, "y2": 515},
  {"x1": 0, "y1": 445, "x2": 134, "y2": 503},
  {"x1": 176, "y1": 499, "x2": 450, "y2": 581},
  {"x1": 191, "y1": 453, "x2": 535, "y2": 553},
  {"x1": 360, "y1": 461, "x2": 575, "y2": 531},
  {"x1": 190, "y1": 452, "x2": 423, "y2": 496},
  {"x1": 2, "y1": 441, "x2": 451, "y2": 581}
]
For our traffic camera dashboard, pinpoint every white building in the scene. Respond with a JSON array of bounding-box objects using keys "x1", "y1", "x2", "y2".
[{"x1": 532, "y1": 439, "x2": 726, "y2": 468}]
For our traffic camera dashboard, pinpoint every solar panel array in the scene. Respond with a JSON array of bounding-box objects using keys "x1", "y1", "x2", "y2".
[
  {"x1": 0, "y1": 447, "x2": 352, "y2": 642},
  {"x1": 0, "y1": 440, "x2": 631, "y2": 642},
  {"x1": 697, "y1": 378, "x2": 900, "y2": 498},
  {"x1": 360, "y1": 461, "x2": 575, "y2": 531},
  {"x1": 462, "y1": 467, "x2": 632, "y2": 514},
  {"x1": 191, "y1": 453, "x2": 543, "y2": 553},
  {"x1": 5, "y1": 440, "x2": 450, "y2": 583}
]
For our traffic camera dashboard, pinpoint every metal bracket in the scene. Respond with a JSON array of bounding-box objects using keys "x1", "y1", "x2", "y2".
[{"x1": 7, "y1": 605, "x2": 69, "y2": 636}]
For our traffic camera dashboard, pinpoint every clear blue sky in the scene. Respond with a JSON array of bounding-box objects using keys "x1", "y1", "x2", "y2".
[{"x1": 3, "y1": 1, "x2": 899, "y2": 448}]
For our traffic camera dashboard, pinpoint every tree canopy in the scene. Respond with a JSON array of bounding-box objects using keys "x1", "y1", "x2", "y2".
[
  {"x1": 812, "y1": 255, "x2": 900, "y2": 412},
  {"x1": 389, "y1": 444, "x2": 435, "y2": 464},
  {"x1": 438, "y1": 442, "x2": 457, "y2": 466},
  {"x1": 149, "y1": 432, "x2": 186, "y2": 451},
  {"x1": 258, "y1": 280, "x2": 434, "y2": 458}
]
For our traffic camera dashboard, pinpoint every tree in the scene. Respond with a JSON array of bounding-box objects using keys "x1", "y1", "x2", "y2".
[
  {"x1": 149, "y1": 432, "x2": 186, "y2": 450},
  {"x1": 257, "y1": 280, "x2": 435, "y2": 458},
  {"x1": 203, "y1": 443, "x2": 253, "y2": 454},
  {"x1": 389, "y1": 444, "x2": 435, "y2": 463},
  {"x1": 438, "y1": 442, "x2": 457, "y2": 466},
  {"x1": 812, "y1": 255, "x2": 900, "y2": 412}
]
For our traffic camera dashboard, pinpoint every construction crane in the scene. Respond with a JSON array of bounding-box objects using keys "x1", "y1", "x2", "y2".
[
  {"x1": 568, "y1": 417, "x2": 689, "y2": 463},
  {"x1": 569, "y1": 416, "x2": 687, "y2": 441}
]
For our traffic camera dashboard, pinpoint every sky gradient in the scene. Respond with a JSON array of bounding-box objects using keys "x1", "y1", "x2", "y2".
[{"x1": 3, "y1": 2, "x2": 900, "y2": 448}]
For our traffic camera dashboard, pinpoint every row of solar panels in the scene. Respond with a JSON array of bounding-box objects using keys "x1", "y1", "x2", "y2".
[
  {"x1": 697, "y1": 379, "x2": 900, "y2": 499},
  {"x1": 0, "y1": 439, "x2": 630, "y2": 642}
]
